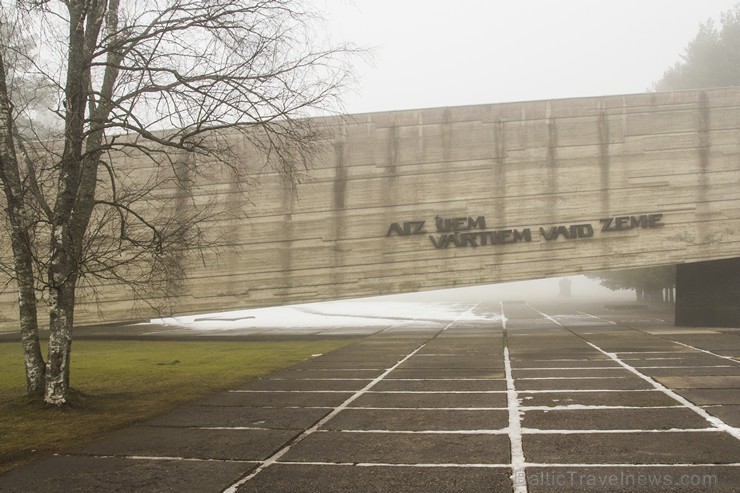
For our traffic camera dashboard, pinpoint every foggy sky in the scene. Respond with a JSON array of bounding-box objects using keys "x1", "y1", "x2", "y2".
[{"x1": 320, "y1": 0, "x2": 739, "y2": 114}]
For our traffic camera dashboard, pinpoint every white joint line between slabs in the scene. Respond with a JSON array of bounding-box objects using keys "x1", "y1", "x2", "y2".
[
  {"x1": 501, "y1": 301, "x2": 528, "y2": 493},
  {"x1": 229, "y1": 390, "x2": 354, "y2": 393},
  {"x1": 578, "y1": 311, "x2": 740, "y2": 364},
  {"x1": 526, "y1": 462, "x2": 740, "y2": 468},
  {"x1": 583, "y1": 340, "x2": 740, "y2": 441},
  {"x1": 616, "y1": 351, "x2": 693, "y2": 354},
  {"x1": 664, "y1": 339, "x2": 740, "y2": 364},
  {"x1": 79, "y1": 454, "x2": 259, "y2": 464},
  {"x1": 274, "y1": 461, "x2": 513, "y2": 468},
  {"x1": 519, "y1": 428, "x2": 720, "y2": 434},
  {"x1": 324, "y1": 429, "x2": 510, "y2": 435},
  {"x1": 355, "y1": 462, "x2": 511, "y2": 468},
  {"x1": 519, "y1": 405, "x2": 682, "y2": 410},
  {"x1": 319, "y1": 427, "x2": 718, "y2": 435},
  {"x1": 514, "y1": 367, "x2": 623, "y2": 371},
  {"x1": 516, "y1": 365, "x2": 736, "y2": 370},
  {"x1": 529, "y1": 304, "x2": 740, "y2": 441},
  {"x1": 516, "y1": 376, "x2": 627, "y2": 380},
  {"x1": 518, "y1": 389, "x2": 660, "y2": 393},
  {"x1": 264, "y1": 378, "x2": 373, "y2": 381},
  {"x1": 384, "y1": 378, "x2": 506, "y2": 381},
  {"x1": 525, "y1": 304, "x2": 565, "y2": 328},
  {"x1": 349, "y1": 406, "x2": 509, "y2": 410},
  {"x1": 220, "y1": 343, "x2": 428, "y2": 493},
  {"x1": 633, "y1": 365, "x2": 736, "y2": 369},
  {"x1": 367, "y1": 390, "x2": 507, "y2": 394}
]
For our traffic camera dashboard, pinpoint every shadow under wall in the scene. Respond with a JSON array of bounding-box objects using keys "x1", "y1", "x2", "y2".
[{"x1": 675, "y1": 257, "x2": 740, "y2": 327}]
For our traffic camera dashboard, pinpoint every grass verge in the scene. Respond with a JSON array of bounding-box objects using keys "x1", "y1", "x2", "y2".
[{"x1": 0, "y1": 338, "x2": 351, "y2": 474}]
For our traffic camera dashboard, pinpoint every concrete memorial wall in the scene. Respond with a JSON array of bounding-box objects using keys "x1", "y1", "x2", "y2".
[{"x1": 2, "y1": 87, "x2": 740, "y2": 328}]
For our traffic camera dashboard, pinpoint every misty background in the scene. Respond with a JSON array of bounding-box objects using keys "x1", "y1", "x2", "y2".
[{"x1": 159, "y1": 0, "x2": 733, "y2": 323}]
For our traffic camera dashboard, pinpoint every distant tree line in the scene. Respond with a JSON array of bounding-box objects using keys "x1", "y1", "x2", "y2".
[
  {"x1": 654, "y1": 4, "x2": 740, "y2": 91},
  {"x1": 590, "y1": 4, "x2": 740, "y2": 303},
  {"x1": 586, "y1": 266, "x2": 675, "y2": 304}
]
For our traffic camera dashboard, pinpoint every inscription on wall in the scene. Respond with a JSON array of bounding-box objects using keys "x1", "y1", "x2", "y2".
[{"x1": 386, "y1": 213, "x2": 665, "y2": 249}]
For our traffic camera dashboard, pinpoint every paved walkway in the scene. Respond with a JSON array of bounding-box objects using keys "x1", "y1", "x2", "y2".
[{"x1": 1, "y1": 301, "x2": 738, "y2": 492}]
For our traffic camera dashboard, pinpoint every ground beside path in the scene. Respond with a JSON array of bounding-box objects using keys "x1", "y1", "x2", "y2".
[{"x1": 0, "y1": 301, "x2": 738, "y2": 492}]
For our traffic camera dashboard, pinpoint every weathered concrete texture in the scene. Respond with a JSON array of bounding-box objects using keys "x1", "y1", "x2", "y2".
[
  {"x1": 387, "y1": 368, "x2": 505, "y2": 379},
  {"x1": 321, "y1": 409, "x2": 509, "y2": 431},
  {"x1": 3, "y1": 88, "x2": 739, "y2": 329},
  {"x1": 514, "y1": 377, "x2": 653, "y2": 391},
  {"x1": 677, "y1": 389, "x2": 740, "y2": 405},
  {"x1": 348, "y1": 392, "x2": 508, "y2": 409},
  {"x1": 699, "y1": 405, "x2": 740, "y2": 427},
  {"x1": 513, "y1": 368, "x2": 629, "y2": 378},
  {"x1": 654, "y1": 376, "x2": 740, "y2": 389},
  {"x1": 235, "y1": 378, "x2": 370, "y2": 391},
  {"x1": 265, "y1": 368, "x2": 382, "y2": 379},
  {"x1": 0, "y1": 456, "x2": 254, "y2": 493},
  {"x1": 371, "y1": 378, "x2": 507, "y2": 391},
  {"x1": 1, "y1": 302, "x2": 738, "y2": 493},
  {"x1": 197, "y1": 390, "x2": 353, "y2": 408},
  {"x1": 518, "y1": 390, "x2": 678, "y2": 408},
  {"x1": 523, "y1": 432, "x2": 740, "y2": 464},
  {"x1": 145, "y1": 405, "x2": 329, "y2": 429},
  {"x1": 280, "y1": 431, "x2": 512, "y2": 464},
  {"x1": 235, "y1": 464, "x2": 513, "y2": 493},
  {"x1": 74, "y1": 426, "x2": 299, "y2": 461},
  {"x1": 521, "y1": 408, "x2": 711, "y2": 430},
  {"x1": 641, "y1": 367, "x2": 740, "y2": 377},
  {"x1": 525, "y1": 466, "x2": 740, "y2": 493}
]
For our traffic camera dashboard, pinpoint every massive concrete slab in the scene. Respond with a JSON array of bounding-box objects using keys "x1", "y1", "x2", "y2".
[{"x1": 4, "y1": 88, "x2": 739, "y2": 329}]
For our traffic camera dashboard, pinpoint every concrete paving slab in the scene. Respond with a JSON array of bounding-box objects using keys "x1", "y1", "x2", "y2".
[
  {"x1": 145, "y1": 405, "x2": 329, "y2": 429},
  {"x1": 265, "y1": 368, "x2": 383, "y2": 379},
  {"x1": 286, "y1": 360, "x2": 387, "y2": 370},
  {"x1": 309, "y1": 352, "x2": 411, "y2": 363},
  {"x1": 716, "y1": 350, "x2": 740, "y2": 358},
  {"x1": 235, "y1": 378, "x2": 370, "y2": 391},
  {"x1": 397, "y1": 357, "x2": 504, "y2": 369},
  {"x1": 518, "y1": 390, "x2": 678, "y2": 408},
  {"x1": 280, "y1": 431, "x2": 512, "y2": 464},
  {"x1": 507, "y1": 359, "x2": 619, "y2": 368},
  {"x1": 665, "y1": 336, "x2": 740, "y2": 351},
  {"x1": 654, "y1": 376, "x2": 740, "y2": 389},
  {"x1": 523, "y1": 432, "x2": 740, "y2": 464},
  {"x1": 622, "y1": 355, "x2": 736, "y2": 366},
  {"x1": 639, "y1": 367, "x2": 740, "y2": 377},
  {"x1": 676, "y1": 389, "x2": 740, "y2": 405},
  {"x1": 349, "y1": 392, "x2": 508, "y2": 408},
  {"x1": 512, "y1": 368, "x2": 632, "y2": 378},
  {"x1": 235, "y1": 464, "x2": 512, "y2": 492},
  {"x1": 3, "y1": 301, "x2": 739, "y2": 493},
  {"x1": 521, "y1": 408, "x2": 711, "y2": 430},
  {"x1": 0, "y1": 455, "x2": 254, "y2": 493},
  {"x1": 700, "y1": 405, "x2": 740, "y2": 427},
  {"x1": 524, "y1": 466, "x2": 740, "y2": 492},
  {"x1": 74, "y1": 426, "x2": 299, "y2": 461},
  {"x1": 372, "y1": 379, "x2": 507, "y2": 391},
  {"x1": 388, "y1": 368, "x2": 505, "y2": 379},
  {"x1": 322, "y1": 408, "x2": 509, "y2": 431},
  {"x1": 198, "y1": 390, "x2": 352, "y2": 408},
  {"x1": 417, "y1": 345, "x2": 502, "y2": 354},
  {"x1": 514, "y1": 377, "x2": 653, "y2": 391}
]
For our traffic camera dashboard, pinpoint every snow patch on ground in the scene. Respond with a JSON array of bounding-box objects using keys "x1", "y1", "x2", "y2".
[{"x1": 147, "y1": 300, "x2": 503, "y2": 332}]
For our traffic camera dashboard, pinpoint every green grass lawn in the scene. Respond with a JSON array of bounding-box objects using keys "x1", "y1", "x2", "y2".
[{"x1": 0, "y1": 338, "x2": 351, "y2": 474}]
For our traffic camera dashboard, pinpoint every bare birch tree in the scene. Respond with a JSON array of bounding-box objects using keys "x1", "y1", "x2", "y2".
[{"x1": 0, "y1": 0, "x2": 353, "y2": 405}]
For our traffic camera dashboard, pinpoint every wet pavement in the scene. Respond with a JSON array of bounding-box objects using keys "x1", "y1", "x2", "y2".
[{"x1": 0, "y1": 301, "x2": 738, "y2": 492}]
